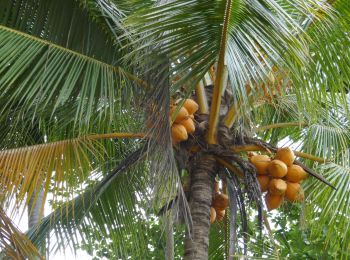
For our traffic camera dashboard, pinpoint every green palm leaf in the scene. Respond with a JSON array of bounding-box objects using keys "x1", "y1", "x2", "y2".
[
  {"x1": 0, "y1": 25, "x2": 137, "y2": 132},
  {"x1": 123, "y1": 0, "x2": 339, "y2": 110},
  {"x1": 0, "y1": 0, "x2": 144, "y2": 136},
  {"x1": 305, "y1": 162, "x2": 350, "y2": 259},
  {"x1": 26, "y1": 143, "x2": 150, "y2": 257}
]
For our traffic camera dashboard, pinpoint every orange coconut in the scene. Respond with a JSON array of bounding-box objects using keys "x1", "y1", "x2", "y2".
[
  {"x1": 212, "y1": 193, "x2": 229, "y2": 211},
  {"x1": 275, "y1": 147, "x2": 295, "y2": 166},
  {"x1": 265, "y1": 193, "x2": 284, "y2": 211},
  {"x1": 180, "y1": 117, "x2": 195, "y2": 133},
  {"x1": 268, "y1": 160, "x2": 288, "y2": 178},
  {"x1": 210, "y1": 207, "x2": 217, "y2": 223},
  {"x1": 286, "y1": 165, "x2": 308, "y2": 183},
  {"x1": 170, "y1": 106, "x2": 189, "y2": 123},
  {"x1": 285, "y1": 182, "x2": 305, "y2": 202},
  {"x1": 257, "y1": 175, "x2": 270, "y2": 192},
  {"x1": 216, "y1": 209, "x2": 226, "y2": 221},
  {"x1": 268, "y1": 179, "x2": 287, "y2": 195},
  {"x1": 249, "y1": 155, "x2": 271, "y2": 175},
  {"x1": 183, "y1": 99, "x2": 199, "y2": 114},
  {"x1": 171, "y1": 123, "x2": 188, "y2": 143}
]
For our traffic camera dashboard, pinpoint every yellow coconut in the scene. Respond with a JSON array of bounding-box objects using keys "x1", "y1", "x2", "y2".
[
  {"x1": 170, "y1": 106, "x2": 189, "y2": 123},
  {"x1": 285, "y1": 182, "x2": 305, "y2": 202},
  {"x1": 268, "y1": 179, "x2": 287, "y2": 195},
  {"x1": 257, "y1": 175, "x2": 270, "y2": 192},
  {"x1": 249, "y1": 155, "x2": 271, "y2": 175},
  {"x1": 268, "y1": 160, "x2": 288, "y2": 178},
  {"x1": 216, "y1": 209, "x2": 226, "y2": 221},
  {"x1": 212, "y1": 193, "x2": 229, "y2": 211},
  {"x1": 286, "y1": 165, "x2": 308, "y2": 183},
  {"x1": 171, "y1": 123, "x2": 188, "y2": 143},
  {"x1": 183, "y1": 99, "x2": 199, "y2": 114},
  {"x1": 180, "y1": 117, "x2": 195, "y2": 133},
  {"x1": 210, "y1": 207, "x2": 217, "y2": 223},
  {"x1": 275, "y1": 147, "x2": 295, "y2": 166},
  {"x1": 265, "y1": 193, "x2": 284, "y2": 211}
]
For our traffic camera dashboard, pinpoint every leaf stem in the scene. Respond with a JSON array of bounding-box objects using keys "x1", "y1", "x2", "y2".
[
  {"x1": 256, "y1": 122, "x2": 308, "y2": 132},
  {"x1": 195, "y1": 81, "x2": 209, "y2": 114},
  {"x1": 206, "y1": 0, "x2": 233, "y2": 144},
  {"x1": 0, "y1": 133, "x2": 145, "y2": 155}
]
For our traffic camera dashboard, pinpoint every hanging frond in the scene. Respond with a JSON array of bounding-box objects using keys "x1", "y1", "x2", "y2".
[
  {"x1": 0, "y1": 207, "x2": 43, "y2": 259},
  {"x1": 26, "y1": 142, "x2": 149, "y2": 258},
  {"x1": 0, "y1": 132, "x2": 145, "y2": 214}
]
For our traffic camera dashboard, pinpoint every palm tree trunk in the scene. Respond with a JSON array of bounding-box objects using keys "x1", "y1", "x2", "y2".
[
  {"x1": 28, "y1": 189, "x2": 44, "y2": 228},
  {"x1": 165, "y1": 213, "x2": 174, "y2": 260},
  {"x1": 184, "y1": 155, "x2": 217, "y2": 260},
  {"x1": 28, "y1": 187, "x2": 45, "y2": 258}
]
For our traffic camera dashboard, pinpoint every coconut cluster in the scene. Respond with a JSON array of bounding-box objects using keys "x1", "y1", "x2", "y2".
[
  {"x1": 249, "y1": 147, "x2": 307, "y2": 211},
  {"x1": 210, "y1": 181, "x2": 229, "y2": 224},
  {"x1": 170, "y1": 99, "x2": 199, "y2": 144}
]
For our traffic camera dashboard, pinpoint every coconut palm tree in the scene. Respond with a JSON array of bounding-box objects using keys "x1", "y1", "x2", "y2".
[{"x1": 0, "y1": 0, "x2": 350, "y2": 259}]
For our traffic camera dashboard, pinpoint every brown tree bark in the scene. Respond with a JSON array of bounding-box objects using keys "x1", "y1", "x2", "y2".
[{"x1": 184, "y1": 154, "x2": 217, "y2": 260}]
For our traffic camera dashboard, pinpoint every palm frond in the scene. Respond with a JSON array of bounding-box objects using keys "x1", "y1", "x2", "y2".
[
  {"x1": 0, "y1": 207, "x2": 43, "y2": 259},
  {"x1": 0, "y1": 0, "x2": 124, "y2": 61},
  {"x1": 0, "y1": 0, "x2": 145, "y2": 137},
  {"x1": 124, "y1": 0, "x2": 337, "y2": 114},
  {"x1": 27, "y1": 143, "x2": 149, "y2": 257},
  {"x1": 0, "y1": 132, "x2": 144, "y2": 214},
  {"x1": 305, "y1": 162, "x2": 350, "y2": 259},
  {"x1": 0, "y1": 25, "x2": 139, "y2": 133},
  {"x1": 299, "y1": 0, "x2": 350, "y2": 114}
]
